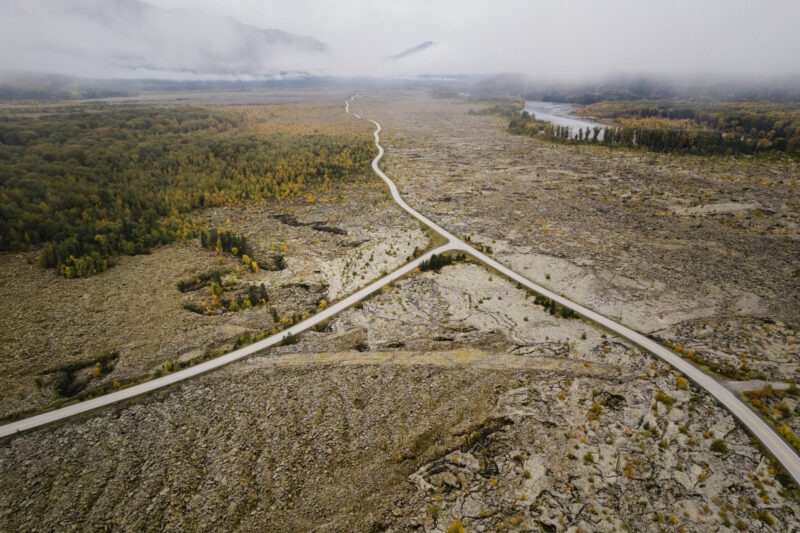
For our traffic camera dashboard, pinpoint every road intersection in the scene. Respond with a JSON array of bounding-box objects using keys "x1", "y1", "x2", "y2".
[{"x1": 3, "y1": 95, "x2": 799, "y2": 490}]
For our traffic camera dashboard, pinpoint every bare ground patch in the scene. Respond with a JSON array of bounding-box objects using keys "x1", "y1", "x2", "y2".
[
  {"x1": 352, "y1": 90, "x2": 800, "y2": 380},
  {"x1": 2, "y1": 260, "x2": 798, "y2": 531}
]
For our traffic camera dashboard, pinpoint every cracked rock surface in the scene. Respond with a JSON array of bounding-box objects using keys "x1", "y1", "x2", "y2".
[
  {"x1": 2, "y1": 262, "x2": 798, "y2": 531},
  {"x1": 354, "y1": 90, "x2": 800, "y2": 382},
  {"x1": 2, "y1": 89, "x2": 799, "y2": 531}
]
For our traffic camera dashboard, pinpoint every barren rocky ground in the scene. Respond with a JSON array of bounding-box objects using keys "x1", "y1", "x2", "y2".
[
  {"x1": 354, "y1": 90, "x2": 800, "y2": 382},
  {"x1": 2, "y1": 261, "x2": 799, "y2": 531},
  {"x1": 3, "y1": 89, "x2": 800, "y2": 532}
]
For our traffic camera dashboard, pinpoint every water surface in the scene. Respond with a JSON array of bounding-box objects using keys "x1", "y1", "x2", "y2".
[{"x1": 524, "y1": 101, "x2": 606, "y2": 139}]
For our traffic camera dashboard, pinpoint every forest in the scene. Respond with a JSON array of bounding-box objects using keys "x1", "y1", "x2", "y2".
[
  {"x1": 0, "y1": 105, "x2": 373, "y2": 277},
  {"x1": 579, "y1": 99, "x2": 800, "y2": 153},
  {"x1": 507, "y1": 99, "x2": 800, "y2": 156}
]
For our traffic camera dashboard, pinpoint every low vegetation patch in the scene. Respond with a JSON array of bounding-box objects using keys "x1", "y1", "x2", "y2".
[
  {"x1": 531, "y1": 293, "x2": 580, "y2": 319},
  {"x1": 279, "y1": 333, "x2": 300, "y2": 346},
  {"x1": 38, "y1": 351, "x2": 119, "y2": 398},
  {"x1": 177, "y1": 268, "x2": 229, "y2": 292},
  {"x1": 418, "y1": 252, "x2": 467, "y2": 272},
  {"x1": 654, "y1": 391, "x2": 677, "y2": 407},
  {"x1": 184, "y1": 281, "x2": 269, "y2": 315},
  {"x1": 710, "y1": 439, "x2": 729, "y2": 453},
  {"x1": 669, "y1": 343, "x2": 763, "y2": 381},
  {"x1": 744, "y1": 385, "x2": 800, "y2": 455},
  {"x1": 199, "y1": 228, "x2": 286, "y2": 272}
]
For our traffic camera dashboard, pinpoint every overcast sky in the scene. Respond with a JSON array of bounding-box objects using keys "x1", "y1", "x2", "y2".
[
  {"x1": 2, "y1": 0, "x2": 799, "y2": 80},
  {"x1": 148, "y1": 0, "x2": 800, "y2": 77}
]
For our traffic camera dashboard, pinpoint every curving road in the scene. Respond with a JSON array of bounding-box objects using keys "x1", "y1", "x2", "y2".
[
  {"x1": 3, "y1": 96, "x2": 800, "y2": 490},
  {"x1": 345, "y1": 94, "x2": 800, "y2": 485}
]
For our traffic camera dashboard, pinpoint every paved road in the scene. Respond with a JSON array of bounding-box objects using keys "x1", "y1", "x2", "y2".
[
  {"x1": 724, "y1": 380, "x2": 793, "y2": 394},
  {"x1": 0, "y1": 242, "x2": 455, "y2": 439},
  {"x1": 4, "y1": 97, "x2": 800, "y2": 490},
  {"x1": 345, "y1": 95, "x2": 800, "y2": 485}
]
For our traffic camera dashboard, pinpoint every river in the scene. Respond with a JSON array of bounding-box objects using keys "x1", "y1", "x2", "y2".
[{"x1": 524, "y1": 100, "x2": 607, "y2": 140}]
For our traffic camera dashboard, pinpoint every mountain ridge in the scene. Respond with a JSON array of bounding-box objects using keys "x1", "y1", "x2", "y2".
[{"x1": 1, "y1": 0, "x2": 327, "y2": 78}]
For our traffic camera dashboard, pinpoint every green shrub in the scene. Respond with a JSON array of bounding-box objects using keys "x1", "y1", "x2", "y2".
[
  {"x1": 279, "y1": 333, "x2": 299, "y2": 346},
  {"x1": 655, "y1": 391, "x2": 676, "y2": 407},
  {"x1": 755, "y1": 509, "x2": 774, "y2": 526},
  {"x1": 446, "y1": 520, "x2": 465, "y2": 533},
  {"x1": 588, "y1": 402, "x2": 604, "y2": 421},
  {"x1": 710, "y1": 439, "x2": 728, "y2": 453},
  {"x1": 418, "y1": 253, "x2": 466, "y2": 272}
]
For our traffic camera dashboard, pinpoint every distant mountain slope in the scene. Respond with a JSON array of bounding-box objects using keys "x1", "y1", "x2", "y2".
[
  {"x1": 0, "y1": 0, "x2": 327, "y2": 78},
  {"x1": 391, "y1": 41, "x2": 435, "y2": 61}
]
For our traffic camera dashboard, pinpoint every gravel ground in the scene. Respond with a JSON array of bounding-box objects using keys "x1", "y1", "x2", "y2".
[
  {"x1": 3, "y1": 89, "x2": 799, "y2": 531},
  {"x1": 353, "y1": 90, "x2": 800, "y2": 381},
  {"x1": 0, "y1": 179, "x2": 427, "y2": 419},
  {"x1": 2, "y1": 262, "x2": 799, "y2": 531}
]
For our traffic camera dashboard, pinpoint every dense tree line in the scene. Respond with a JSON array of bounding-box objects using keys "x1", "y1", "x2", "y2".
[
  {"x1": 508, "y1": 108, "x2": 799, "y2": 156},
  {"x1": 579, "y1": 100, "x2": 800, "y2": 154},
  {"x1": 0, "y1": 106, "x2": 373, "y2": 276},
  {"x1": 508, "y1": 112, "x2": 550, "y2": 137},
  {"x1": 418, "y1": 253, "x2": 466, "y2": 272},
  {"x1": 200, "y1": 228, "x2": 252, "y2": 258},
  {"x1": 532, "y1": 294, "x2": 579, "y2": 319},
  {"x1": 198, "y1": 228, "x2": 287, "y2": 272}
]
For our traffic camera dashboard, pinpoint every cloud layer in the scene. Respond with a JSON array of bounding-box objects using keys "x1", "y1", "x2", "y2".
[
  {"x1": 0, "y1": 0, "x2": 327, "y2": 79},
  {"x1": 2, "y1": 0, "x2": 799, "y2": 80}
]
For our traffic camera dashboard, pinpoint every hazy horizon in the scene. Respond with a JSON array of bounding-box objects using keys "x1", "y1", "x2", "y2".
[{"x1": 1, "y1": 0, "x2": 799, "y2": 82}]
